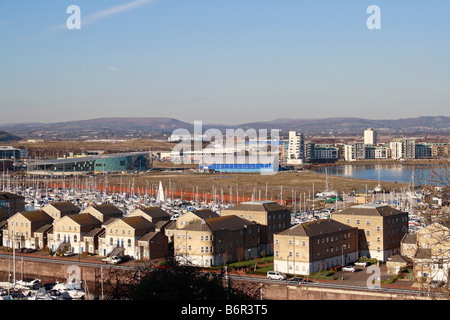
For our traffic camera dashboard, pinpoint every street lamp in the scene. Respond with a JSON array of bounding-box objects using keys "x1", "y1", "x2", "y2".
[{"x1": 341, "y1": 244, "x2": 346, "y2": 267}]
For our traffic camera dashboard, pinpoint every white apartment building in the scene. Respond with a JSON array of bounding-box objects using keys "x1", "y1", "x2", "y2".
[
  {"x1": 364, "y1": 128, "x2": 378, "y2": 145},
  {"x1": 287, "y1": 131, "x2": 304, "y2": 165},
  {"x1": 390, "y1": 142, "x2": 403, "y2": 160}
]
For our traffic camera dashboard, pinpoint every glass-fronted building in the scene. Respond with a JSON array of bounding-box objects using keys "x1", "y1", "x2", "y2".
[{"x1": 27, "y1": 151, "x2": 152, "y2": 174}]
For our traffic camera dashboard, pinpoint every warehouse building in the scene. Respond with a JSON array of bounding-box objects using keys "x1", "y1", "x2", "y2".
[{"x1": 27, "y1": 151, "x2": 152, "y2": 174}]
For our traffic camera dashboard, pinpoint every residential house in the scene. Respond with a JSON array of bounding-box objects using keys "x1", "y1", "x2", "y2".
[
  {"x1": 137, "y1": 231, "x2": 169, "y2": 260},
  {"x1": 33, "y1": 224, "x2": 53, "y2": 250},
  {"x1": 99, "y1": 216, "x2": 156, "y2": 258},
  {"x1": 50, "y1": 213, "x2": 103, "y2": 254},
  {"x1": 3, "y1": 210, "x2": 53, "y2": 249},
  {"x1": 81, "y1": 204, "x2": 123, "y2": 223},
  {"x1": 82, "y1": 228, "x2": 104, "y2": 255},
  {"x1": 221, "y1": 200, "x2": 291, "y2": 255},
  {"x1": 165, "y1": 209, "x2": 219, "y2": 243},
  {"x1": 42, "y1": 202, "x2": 80, "y2": 220},
  {"x1": 274, "y1": 219, "x2": 358, "y2": 275},
  {"x1": 331, "y1": 204, "x2": 408, "y2": 261},
  {"x1": 407, "y1": 221, "x2": 450, "y2": 284},
  {"x1": 129, "y1": 207, "x2": 171, "y2": 224},
  {"x1": 174, "y1": 215, "x2": 260, "y2": 267},
  {"x1": 129, "y1": 207, "x2": 171, "y2": 233}
]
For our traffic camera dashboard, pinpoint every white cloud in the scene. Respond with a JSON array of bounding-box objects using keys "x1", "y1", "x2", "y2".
[
  {"x1": 23, "y1": 0, "x2": 156, "y2": 42},
  {"x1": 83, "y1": 0, "x2": 156, "y2": 26}
]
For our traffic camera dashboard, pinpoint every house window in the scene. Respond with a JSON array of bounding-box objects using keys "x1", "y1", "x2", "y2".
[
  {"x1": 110, "y1": 238, "x2": 113, "y2": 245},
  {"x1": 128, "y1": 239, "x2": 131, "y2": 247},
  {"x1": 74, "y1": 235, "x2": 77, "y2": 243},
  {"x1": 366, "y1": 220, "x2": 370, "y2": 226},
  {"x1": 356, "y1": 220, "x2": 360, "y2": 225}
]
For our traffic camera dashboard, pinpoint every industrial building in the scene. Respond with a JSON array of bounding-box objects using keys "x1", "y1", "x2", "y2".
[
  {"x1": 199, "y1": 161, "x2": 276, "y2": 173},
  {"x1": 0, "y1": 146, "x2": 27, "y2": 159},
  {"x1": 27, "y1": 151, "x2": 152, "y2": 174}
]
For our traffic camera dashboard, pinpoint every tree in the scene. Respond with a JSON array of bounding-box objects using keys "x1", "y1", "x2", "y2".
[{"x1": 127, "y1": 258, "x2": 262, "y2": 300}]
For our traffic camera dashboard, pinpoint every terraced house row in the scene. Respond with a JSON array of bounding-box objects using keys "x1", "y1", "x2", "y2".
[{"x1": 1, "y1": 202, "x2": 170, "y2": 260}]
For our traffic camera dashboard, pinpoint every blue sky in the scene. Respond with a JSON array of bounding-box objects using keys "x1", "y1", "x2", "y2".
[{"x1": 1, "y1": 0, "x2": 449, "y2": 125}]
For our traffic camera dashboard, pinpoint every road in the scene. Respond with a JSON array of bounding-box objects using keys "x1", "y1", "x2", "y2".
[{"x1": 1, "y1": 252, "x2": 446, "y2": 299}]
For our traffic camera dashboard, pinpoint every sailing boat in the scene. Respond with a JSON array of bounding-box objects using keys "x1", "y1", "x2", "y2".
[
  {"x1": 374, "y1": 164, "x2": 382, "y2": 193},
  {"x1": 156, "y1": 181, "x2": 165, "y2": 203},
  {"x1": 316, "y1": 168, "x2": 338, "y2": 198}
]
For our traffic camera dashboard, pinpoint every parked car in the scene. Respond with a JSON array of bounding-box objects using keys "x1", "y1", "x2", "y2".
[
  {"x1": 63, "y1": 251, "x2": 76, "y2": 257},
  {"x1": 24, "y1": 248, "x2": 37, "y2": 254},
  {"x1": 354, "y1": 262, "x2": 367, "y2": 267},
  {"x1": 342, "y1": 266, "x2": 355, "y2": 272},
  {"x1": 102, "y1": 255, "x2": 122, "y2": 264},
  {"x1": 267, "y1": 271, "x2": 287, "y2": 280},
  {"x1": 288, "y1": 277, "x2": 314, "y2": 284}
]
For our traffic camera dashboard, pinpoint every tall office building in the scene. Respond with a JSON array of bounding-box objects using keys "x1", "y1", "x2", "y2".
[{"x1": 364, "y1": 128, "x2": 378, "y2": 145}]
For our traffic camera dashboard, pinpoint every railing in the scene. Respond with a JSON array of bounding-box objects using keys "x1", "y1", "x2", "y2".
[{"x1": 228, "y1": 274, "x2": 447, "y2": 298}]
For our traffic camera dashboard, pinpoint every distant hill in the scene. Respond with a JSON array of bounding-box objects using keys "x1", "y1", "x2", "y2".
[
  {"x1": 0, "y1": 130, "x2": 21, "y2": 142},
  {"x1": 237, "y1": 116, "x2": 450, "y2": 134},
  {"x1": 0, "y1": 116, "x2": 448, "y2": 140}
]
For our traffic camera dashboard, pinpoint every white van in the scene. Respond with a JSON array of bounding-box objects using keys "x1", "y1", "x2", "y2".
[{"x1": 267, "y1": 271, "x2": 287, "y2": 280}]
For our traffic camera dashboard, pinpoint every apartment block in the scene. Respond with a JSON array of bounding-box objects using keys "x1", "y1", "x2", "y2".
[
  {"x1": 0, "y1": 192, "x2": 25, "y2": 217},
  {"x1": 287, "y1": 131, "x2": 304, "y2": 165},
  {"x1": 221, "y1": 200, "x2": 290, "y2": 255},
  {"x1": 331, "y1": 204, "x2": 408, "y2": 261},
  {"x1": 364, "y1": 128, "x2": 377, "y2": 145},
  {"x1": 174, "y1": 215, "x2": 260, "y2": 267},
  {"x1": 274, "y1": 219, "x2": 358, "y2": 275}
]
